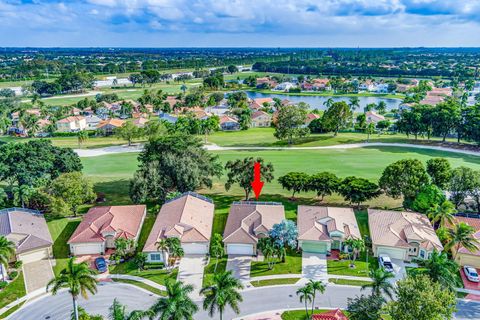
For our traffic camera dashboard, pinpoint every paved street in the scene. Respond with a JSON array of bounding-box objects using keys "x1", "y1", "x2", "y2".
[
  {"x1": 10, "y1": 281, "x2": 480, "y2": 319},
  {"x1": 227, "y1": 255, "x2": 252, "y2": 282},
  {"x1": 177, "y1": 255, "x2": 207, "y2": 300}
]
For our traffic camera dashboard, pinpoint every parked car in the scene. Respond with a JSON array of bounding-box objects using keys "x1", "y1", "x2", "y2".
[
  {"x1": 95, "y1": 257, "x2": 108, "y2": 273},
  {"x1": 378, "y1": 254, "x2": 394, "y2": 272},
  {"x1": 464, "y1": 266, "x2": 479, "y2": 282}
]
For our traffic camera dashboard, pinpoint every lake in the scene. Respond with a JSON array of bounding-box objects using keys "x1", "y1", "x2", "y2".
[{"x1": 245, "y1": 91, "x2": 402, "y2": 111}]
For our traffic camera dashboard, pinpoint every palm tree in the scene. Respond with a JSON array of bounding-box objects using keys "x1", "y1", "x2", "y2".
[
  {"x1": 446, "y1": 222, "x2": 480, "y2": 259},
  {"x1": 149, "y1": 280, "x2": 198, "y2": 320},
  {"x1": 427, "y1": 200, "x2": 456, "y2": 228},
  {"x1": 12, "y1": 184, "x2": 34, "y2": 208},
  {"x1": 155, "y1": 238, "x2": 170, "y2": 267},
  {"x1": 200, "y1": 270, "x2": 244, "y2": 320},
  {"x1": 0, "y1": 236, "x2": 15, "y2": 280},
  {"x1": 47, "y1": 257, "x2": 98, "y2": 320},
  {"x1": 344, "y1": 238, "x2": 366, "y2": 268},
  {"x1": 108, "y1": 298, "x2": 149, "y2": 320},
  {"x1": 296, "y1": 285, "x2": 313, "y2": 320},
  {"x1": 361, "y1": 268, "x2": 394, "y2": 299},
  {"x1": 323, "y1": 98, "x2": 334, "y2": 109},
  {"x1": 181, "y1": 84, "x2": 188, "y2": 94},
  {"x1": 415, "y1": 250, "x2": 460, "y2": 291},
  {"x1": 77, "y1": 130, "x2": 89, "y2": 148},
  {"x1": 307, "y1": 280, "x2": 325, "y2": 315},
  {"x1": 348, "y1": 97, "x2": 360, "y2": 111}
]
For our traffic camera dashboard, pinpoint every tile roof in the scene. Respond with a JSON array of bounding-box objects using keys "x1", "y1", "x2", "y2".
[
  {"x1": 68, "y1": 205, "x2": 146, "y2": 244},
  {"x1": 219, "y1": 115, "x2": 238, "y2": 124},
  {"x1": 312, "y1": 309, "x2": 349, "y2": 320},
  {"x1": 143, "y1": 193, "x2": 214, "y2": 252},
  {"x1": 97, "y1": 118, "x2": 125, "y2": 129},
  {"x1": 58, "y1": 116, "x2": 85, "y2": 124},
  {"x1": 298, "y1": 206, "x2": 361, "y2": 242},
  {"x1": 368, "y1": 209, "x2": 443, "y2": 251},
  {"x1": 251, "y1": 110, "x2": 271, "y2": 119},
  {"x1": 0, "y1": 208, "x2": 53, "y2": 254},
  {"x1": 223, "y1": 202, "x2": 285, "y2": 244},
  {"x1": 453, "y1": 216, "x2": 480, "y2": 255}
]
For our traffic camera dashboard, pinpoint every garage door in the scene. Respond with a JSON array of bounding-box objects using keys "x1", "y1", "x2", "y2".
[
  {"x1": 377, "y1": 247, "x2": 406, "y2": 260},
  {"x1": 19, "y1": 248, "x2": 49, "y2": 264},
  {"x1": 183, "y1": 243, "x2": 208, "y2": 255},
  {"x1": 72, "y1": 243, "x2": 103, "y2": 255},
  {"x1": 226, "y1": 244, "x2": 254, "y2": 255},
  {"x1": 458, "y1": 254, "x2": 480, "y2": 269},
  {"x1": 301, "y1": 241, "x2": 328, "y2": 254}
]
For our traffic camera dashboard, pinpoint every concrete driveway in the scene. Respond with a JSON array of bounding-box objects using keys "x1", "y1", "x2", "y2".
[
  {"x1": 22, "y1": 259, "x2": 54, "y2": 293},
  {"x1": 302, "y1": 252, "x2": 327, "y2": 281},
  {"x1": 390, "y1": 259, "x2": 408, "y2": 283},
  {"x1": 177, "y1": 255, "x2": 207, "y2": 300},
  {"x1": 227, "y1": 255, "x2": 252, "y2": 282}
]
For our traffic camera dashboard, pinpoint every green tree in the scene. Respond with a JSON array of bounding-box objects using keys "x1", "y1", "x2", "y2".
[
  {"x1": 149, "y1": 280, "x2": 198, "y2": 320},
  {"x1": 77, "y1": 130, "x2": 89, "y2": 148},
  {"x1": 278, "y1": 172, "x2": 310, "y2": 198},
  {"x1": 143, "y1": 118, "x2": 167, "y2": 140},
  {"x1": 200, "y1": 270, "x2": 244, "y2": 320},
  {"x1": 12, "y1": 184, "x2": 34, "y2": 208},
  {"x1": 273, "y1": 104, "x2": 309, "y2": 144},
  {"x1": 347, "y1": 294, "x2": 385, "y2": 320},
  {"x1": 108, "y1": 298, "x2": 148, "y2": 320},
  {"x1": 379, "y1": 159, "x2": 429, "y2": 208},
  {"x1": 0, "y1": 236, "x2": 15, "y2": 279},
  {"x1": 361, "y1": 268, "x2": 394, "y2": 299},
  {"x1": 414, "y1": 250, "x2": 460, "y2": 291},
  {"x1": 50, "y1": 172, "x2": 96, "y2": 216},
  {"x1": 365, "y1": 122, "x2": 375, "y2": 142},
  {"x1": 426, "y1": 158, "x2": 452, "y2": 190},
  {"x1": 411, "y1": 184, "x2": 446, "y2": 214},
  {"x1": 321, "y1": 101, "x2": 352, "y2": 136},
  {"x1": 209, "y1": 234, "x2": 224, "y2": 272},
  {"x1": 337, "y1": 176, "x2": 381, "y2": 206},
  {"x1": 115, "y1": 121, "x2": 142, "y2": 146},
  {"x1": 133, "y1": 252, "x2": 147, "y2": 271},
  {"x1": 47, "y1": 257, "x2": 98, "y2": 320},
  {"x1": 296, "y1": 284, "x2": 313, "y2": 320},
  {"x1": 344, "y1": 238, "x2": 365, "y2": 267},
  {"x1": 307, "y1": 280, "x2": 326, "y2": 315},
  {"x1": 446, "y1": 222, "x2": 480, "y2": 259},
  {"x1": 469, "y1": 170, "x2": 480, "y2": 212},
  {"x1": 130, "y1": 134, "x2": 222, "y2": 203},
  {"x1": 427, "y1": 200, "x2": 456, "y2": 228},
  {"x1": 224, "y1": 157, "x2": 274, "y2": 200},
  {"x1": 431, "y1": 100, "x2": 461, "y2": 142},
  {"x1": 386, "y1": 275, "x2": 456, "y2": 320},
  {"x1": 308, "y1": 172, "x2": 340, "y2": 201},
  {"x1": 449, "y1": 166, "x2": 476, "y2": 208},
  {"x1": 349, "y1": 97, "x2": 360, "y2": 111}
]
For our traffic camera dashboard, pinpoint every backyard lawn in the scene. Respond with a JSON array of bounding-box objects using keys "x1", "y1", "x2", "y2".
[
  {"x1": 0, "y1": 272, "x2": 26, "y2": 310},
  {"x1": 47, "y1": 217, "x2": 81, "y2": 275},
  {"x1": 250, "y1": 250, "x2": 302, "y2": 277}
]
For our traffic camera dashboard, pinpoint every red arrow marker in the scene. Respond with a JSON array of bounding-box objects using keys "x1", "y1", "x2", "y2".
[{"x1": 250, "y1": 162, "x2": 264, "y2": 200}]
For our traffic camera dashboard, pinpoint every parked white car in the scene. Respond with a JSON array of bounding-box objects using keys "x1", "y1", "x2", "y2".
[
  {"x1": 378, "y1": 254, "x2": 394, "y2": 272},
  {"x1": 464, "y1": 266, "x2": 480, "y2": 282}
]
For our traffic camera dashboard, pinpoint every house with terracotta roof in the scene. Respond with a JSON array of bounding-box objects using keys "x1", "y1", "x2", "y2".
[
  {"x1": 0, "y1": 208, "x2": 53, "y2": 264},
  {"x1": 251, "y1": 111, "x2": 272, "y2": 128},
  {"x1": 219, "y1": 115, "x2": 240, "y2": 131},
  {"x1": 368, "y1": 209, "x2": 443, "y2": 261},
  {"x1": 312, "y1": 309, "x2": 349, "y2": 320},
  {"x1": 450, "y1": 216, "x2": 480, "y2": 268},
  {"x1": 56, "y1": 116, "x2": 87, "y2": 132},
  {"x1": 365, "y1": 111, "x2": 385, "y2": 124},
  {"x1": 305, "y1": 113, "x2": 320, "y2": 126},
  {"x1": 68, "y1": 205, "x2": 146, "y2": 255},
  {"x1": 96, "y1": 118, "x2": 125, "y2": 135},
  {"x1": 250, "y1": 98, "x2": 275, "y2": 110},
  {"x1": 223, "y1": 202, "x2": 285, "y2": 255},
  {"x1": 143, "y1": 192, "x2": 214, "y2": 262},
  {"x1": 297, "y1": 206, "x2": 361, "y2": 254}
]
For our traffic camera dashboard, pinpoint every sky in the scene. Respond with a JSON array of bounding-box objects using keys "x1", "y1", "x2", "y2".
[{"x1": 1, "y1": 0, "x2": 480, "y2": 47}]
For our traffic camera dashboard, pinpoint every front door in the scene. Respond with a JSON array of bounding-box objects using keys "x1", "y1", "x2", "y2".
[{"x1": 105, "y1": 236, "x2": 115, "y2": 248}]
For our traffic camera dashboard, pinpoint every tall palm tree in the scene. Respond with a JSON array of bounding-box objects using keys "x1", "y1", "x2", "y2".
[
  {"x1": 0, "y1": 236, "x2": 15, "y2": 280},
  {"x1": 47, "y1": 257, "x2": 98, "y2": 320},
  {"x1": 108, "y1": 298, "x2": 149, "y2": 320},
  {"x1": 200, "y1": 270, "x2": 244, "y2": 320},
  {"x1": 155, "y1": 238, "x2": 169, "y2": 267},
  {"x1": 296, "y1": 285, "x2": 313, "y2": 320},
  {"x1": 427, "y1": 200, "x2": 457, "y2": 228},
  {"x1": 181, "y1": 84, "x2": 188, "y2": 94},
  {"x1": 361, "y1": 268, "x2": 395, "y2": 299},
  {"x1": 446, "y1": 222, "x2": 480, "y2": 259},
  {"x1": 416, "y1": 250, "x2": 460, "y2": 291},
  {"x1": 348, "y1": 97, "x2": 360, "y2": 112},
  {"x1": 149, "y1": 280, "x2": 198, "y2": 320},
  {"x1": 323, "y1": 98, "x2": 334, "y2": 109},
  {"x1": 307, "y1": 280, "x2": 325, "y2": 315},
  {"x1": 77, "y1": 130, "x2": 89, "y2": 148}
]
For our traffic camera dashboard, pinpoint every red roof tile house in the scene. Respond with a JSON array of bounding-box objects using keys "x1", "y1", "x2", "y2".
[
  {"x1": 223, "y1": 202, "x2": 285, "y2": 255},
  {"x1": 451, "y1": 216, "x2": 480, "y2": 268},
  {"x1": 68, "y1": 205, "x2": 146, "y2": 255},
  {"x1": 312, "y1": 309, "x2": 349, "y2": 320},
  {"x1": 251, "y1": 111, "x2": 272, "y2": 128},
  {"x1": 143, "y1": 192, "x2": 214, "y2": 263}
]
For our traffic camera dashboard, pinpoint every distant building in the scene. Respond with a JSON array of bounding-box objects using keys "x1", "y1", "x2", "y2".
[
  {"x1": 219, "y1": 115, "x2": 240, "y2": 131},
  {"x1": 56, "y1": 116, "x2": 86, "y2": 132},
  {"x1": 365, "y1": 111, "x2": 385, "y2": 124},
  {"x1": 273, "y1": 82, "x2": 296, "y2": 92},
  {"x1": 96, "y1": 118, "x2": 125, "y2": 135},
  {"x1": 159, "y1": 112, "x2": 178, "y2": 124},
  {"x1": 85, "y1": 115, "x2": 102, "y2": 130},
  {"x1": 251, "y1": 111, "x2": 272, "y2": 128}
]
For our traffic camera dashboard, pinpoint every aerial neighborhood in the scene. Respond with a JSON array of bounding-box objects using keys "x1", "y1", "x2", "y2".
[{"x1": 0, "y1": 45, "x2": 480, "y2": 320}]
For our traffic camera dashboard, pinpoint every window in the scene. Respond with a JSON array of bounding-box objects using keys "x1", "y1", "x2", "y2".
[
  {"x1": 419, "y1": 250, "x2": 426, "y2": 259},
  {"x1": 150, "y1": 253, "x2": 162, "y2": 261}
]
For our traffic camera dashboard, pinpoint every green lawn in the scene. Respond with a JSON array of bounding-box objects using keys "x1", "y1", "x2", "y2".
[
  {"x1": 0, "y1": 301, "x2": 25, "y2": 319},
  {"x1": 355, "y1": 210, "x2": 370, "y2": 238},
  {"x1": 136, "y1": 213, "x2": 157, "y2": 251},
  {"x1": 47, "y1": 217, "x2": 81, "y2": 275},
  {"x1": 328, "y1": 278, "x2": 373, "y2": 286},
  {"x1": 281, "y1": 309, "x2": 334, "y2": 320},
  {"x1": 202, "y1": 256, "x2": 227, "y2": 287},
  {"x1": 109, "y1": 261, "x2": 178, "y2": 286},
  {"x1": 250, "y1": 250, "x2": 302, "y2": 277},
  {"x1": 0, "y1": 273, "x2": 26, "y2": 310},
  {"x1": 327, "y1": 252, "x2": 378, "y2": 277},
  {"x1": 112, "y1": 278, "x2": 166, "y2": 296},
  {"x1": 251, "y1": 278, "x2": 300, "y2": 287}
]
